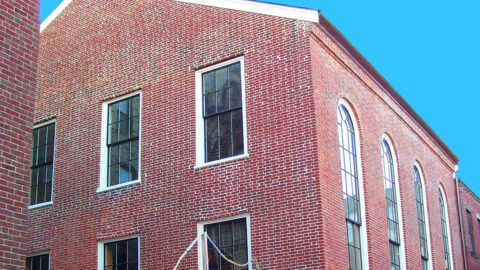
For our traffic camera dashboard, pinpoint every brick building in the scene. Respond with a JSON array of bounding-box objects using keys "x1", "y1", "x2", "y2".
[
  {"x1": 28, "y1": 0, "x2": 465, "y2": 269},
  {"x1": 459, "y1": 180, "x2": 480, "y2": 270},
  {"x1": 0, "y1": 0, "x2": 40, "y2": 269}
]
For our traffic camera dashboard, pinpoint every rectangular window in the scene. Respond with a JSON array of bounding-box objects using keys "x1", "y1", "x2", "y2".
[
  {"x1": 26, "y1": 253, "x2": 49, "y2": 270},
  {"x1": 467, "y1": 210, "x2": 477, "y2": 257},
  {"x1": 195, "y1": 57, "x2": 248, "y2": 168},
  {"x1": 30, "y1": 121, "x2": 55, "y2": 206},
  {"x1": 99, "y1": 238, "x2": 139, "y2": 270},
  {"x1": 99, "y1": 92, "x2": 141, "y2": 191},
  {"x1": 198, "y1": 215, "x2": 251, "y2": 270}
]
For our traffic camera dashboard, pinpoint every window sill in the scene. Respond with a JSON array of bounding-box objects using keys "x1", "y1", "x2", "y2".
[
  {"x1": 96, "y1": 179, "x2": 141, "y2": 193},
  {"x1": 28, "y1": 201, "x2": 53, "y2": 210},
  {"x1": 194, "y1": 153, "x2": 250, "y2": 170}
]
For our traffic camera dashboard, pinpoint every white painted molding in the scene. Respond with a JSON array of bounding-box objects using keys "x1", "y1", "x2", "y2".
[
  {"x1": 40, "y1": 0, "x2": 74, "y2": 33},
  {"x1": 40, "y1": 0, "x2": 319, "y2": 33},
  {"x1": 174, "y1": 0, "x2": 319, "y2": 22}
]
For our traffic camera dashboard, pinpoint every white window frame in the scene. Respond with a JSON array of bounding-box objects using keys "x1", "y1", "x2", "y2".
[
  {"x1": 98, "y1": 91, "x2": 142, "y2": 193},
  {"x1": 338, "y1": 99, "x2": 370, "y2": 270},
  {"x1": 381, "y1": 134, "x2": 407, "y2": 270},
  {"x1": 413, "y1": 162, "x2": 433, "y2": 270},
  {"x1": 29, "y1": 119, "x2": 56, "y2": 210},
  {"x1": 194, "y1": 57, "x2": 249, "y2": 169},
  {"x1": 439, "y1": 186, "x2": 454, "y2": 270},
  {"x1": 197, "y1": 214, "x2": 252, "y2": 270},
  {"x1": 26, "y1": 251, "x2": 50, "y2": 270},
  {"x1": 97, "y1": 235, "x2": 140, "y2": 270}
]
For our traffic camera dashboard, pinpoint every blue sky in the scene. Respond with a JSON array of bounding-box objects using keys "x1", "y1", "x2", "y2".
[{"x1": 40, "y1": 1, "x2": 480, "y2": 195}]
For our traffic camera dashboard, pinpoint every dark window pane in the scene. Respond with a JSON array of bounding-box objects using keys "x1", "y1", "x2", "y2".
[
  {"x1": 128, "y1": 239, "x2": 138, "y2": 262},
  {"x1": 38, "y1": 126, "x2": 46, "y2": 146},
  {"x1": 119, "y1": 142, "x2": 130, "y2": 163},
  {"x1": 217, "y1": 89, "x2": 228, "y2": 112},
  {"x1": 41, "y1": 255, "x2": 49, "y2": 270},
  {"x1": 207, "y1": 138, "x2": 219, "y2": 162},
  {"x1": 47, "y1": 124, "x2": 55, "y2": 143},
  {"x1": 117, "y1": 265, "x2": 127, "y2": 270},
  {"x1": 109, "y1": 165, "x2": 119, "y2": 186},
  {"x1": 220, "y1": 136, "x2": 232, "y2": 159},
  {"x1": 232, "y1": 132, "x2": 244, "y2": 156},
  {"x1": 228, "y1": 64, "x2": 241, "y2": 87},
  {"x1": 206, "y1": 117, "x2": 218, "y2": 139},
  {"x1": 220, "y1": 223, "x2": 233, "y2": 247},
  {"x1": 27, "y1": 254, "x2": 49, "y2": 270},
  {"x1": 32, "y1": 129, "x2": 39, "y2": 148},
  {"x1": 31, "y1": 257, "x2": 40, "y2": 270},
  {"x1": 130, "y1": 97, "x2": 140, "y2": 117},
  {"x1": 109, "y1": 103, "x2": 119, "y2": 124},
  {"x1": 117, "y1": 241, "x2": 127, "y2": 263},
  {"x1": 219, "y1": 113, "x2": 231, "y2": 136},
  {"x1": 119, "y1": 100, "x2": 129, "y2": 121},
  {"x1": 130, "y1": 117, "x2": 139, "y2": 138},
  {"x1": 204, "y1": 93, "x2": 216, "y2": 116},
  {"x1": 118, "y1": 120, "x2": 129, "y2": 141},
  {"x1": 45, "y1": 181, "x2": 52, "y2": 203},
  {"x1": 128, "y1": 264, "x2": 138, "y2": 270},
  {"x1": 37, "y1": 145, "x2": 45, "y2": 164},
  {"x1": 108, "y1": 123, "x2": 119, "y2": 144},
  {"x1": 229, "y1": 86, "x2": 242, "y2": 108},
  {"x1": 109, "y1": 145, "x2": 119, "y2": 166},
  {"x1": 119, "y1": 162, "x2": 130, "y2": 183},
  {"x1": 203, "y1": 71, "x2": 216, "y2": 94},
  {"x1": 216, "y1": 67, "x2": 228, "y2": 91},
  {"x1": 130, "y1": 141, "x2": 139, "y2": 161},
  {"x1": 130, "y1": 160, "x2": 138, "y2": 181},
  {"x1": 46, "y1": 143, "x2": 54, "y2": 163}
]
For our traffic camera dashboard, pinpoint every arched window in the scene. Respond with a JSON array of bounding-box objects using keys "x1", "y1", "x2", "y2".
[
  {"x1": 337, "y1": 104, "x2": 366, "y2": 270},
  {"x1": 381, "y1": 139, "x2": 403, "y2": 270},
  {"x1": 439, "y1": 188, "x2": 453, "y2": 270},
  {"x1": 413, "y1": 165, "x2": 432, "y2": 270}
]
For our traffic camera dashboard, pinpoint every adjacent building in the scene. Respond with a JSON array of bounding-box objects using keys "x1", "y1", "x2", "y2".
[
  {"x1": 26, "y1": 0, "x2": 466, "y2": 269},
  {"x1": 459, "y1": 179, "x2": 480, "y2": 270},
  {"x1": 0, "y1": 0, "x2": 40, "y2": 269}
]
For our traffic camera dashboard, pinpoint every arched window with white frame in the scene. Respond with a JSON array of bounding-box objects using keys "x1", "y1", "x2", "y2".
[
  {"x1": 413, "y1": 164, "x2": 432, "y2": 270},
  {"x1": 381, "y1": 137, "x2": 405, "y2": 270},
  {"x1": 337, "y1": 102, "x2": 369, "y2": 270},
  {"x1": 439, "y1": 187, "x2": 454, "y2": 270}
]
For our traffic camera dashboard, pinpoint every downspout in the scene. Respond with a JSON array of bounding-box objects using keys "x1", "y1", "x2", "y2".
[{"x1": 455, "y1": 164, "x2": 468, "y2": 270}]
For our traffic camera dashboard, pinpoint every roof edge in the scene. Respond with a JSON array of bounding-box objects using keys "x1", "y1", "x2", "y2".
[
  {"x1": 174, "y1": 0, "x2": 320, "y2": 22},
  {"x1": 40, "y1": 0, "x2": 74, "y2": 33},
  {"x1": 459, "y1": 179, "x2": 480, "y2": 205},
  {"x1": 317, "y1": 14, "x2": 459, "y2": 163}
]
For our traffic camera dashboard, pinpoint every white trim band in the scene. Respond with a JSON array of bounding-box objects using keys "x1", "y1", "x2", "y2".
[
  {"x1": 40, "y1": 0, "x2": 74, "y2": 33},
  {"x1": 174, "y1": 0, "x2": 319, "y2": 22}
]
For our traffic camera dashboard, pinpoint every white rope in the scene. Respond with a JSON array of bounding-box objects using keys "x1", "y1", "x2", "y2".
[
  {"x1": 173, "y1": 232, "x2": 260, "y2": 270},
  {"x1": 173, "y1": 233, "x2": 203, "y2": 270}
]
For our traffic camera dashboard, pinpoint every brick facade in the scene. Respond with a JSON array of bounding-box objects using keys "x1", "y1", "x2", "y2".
[
  {"x1": 459, "y1": 180, "x2": 480, "y2": 270},
  {"x1": 29, "y1": 0, "x2": 464, "y2": 269},
  {"x1": 0, "y1": 0, "x2": 40, "y2": 269}
]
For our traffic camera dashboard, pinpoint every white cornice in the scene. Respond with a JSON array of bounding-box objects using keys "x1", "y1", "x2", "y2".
[
  {"x1": 40, "y1": 0, "x2": 319, "y2": 33},
  {"x1": 40, "y1": 0, "x2": 74, "y2": 33},
  {"x1": 175, "y1": 0, "x2": 319, "y2": 22}
]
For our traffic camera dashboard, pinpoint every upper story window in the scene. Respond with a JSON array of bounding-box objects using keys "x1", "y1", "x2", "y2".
[
  {"x1": 413, "y1": 165, "x2": 431, "y2": 270},
  {"x1": 195, "y1": 57, "x2": 248, "y2": 168},
  {"x1": 337, "y1": 103, "x2": 366, "y2": 270},
  {"x1": 30, "y1": 121, "x2": 56, "y2": 206},
  {"x1": 99, "y1": 92, "x2": 141, "y2": 192},
  {"x1": 439, "y1": 188, "x2": 453, "y2": 270},
  {"x1": 466, "y1": 209, "x2": 477, "y2": 257},
  {"x1": 381, "y1": 138, "x2": 404, "y2": 270},
  {"x1": 26, "y1": 253, "x2": 49, "y2": 270}
]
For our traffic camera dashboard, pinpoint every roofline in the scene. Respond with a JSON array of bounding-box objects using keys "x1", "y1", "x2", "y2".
[
  {"x1": 317, "y1": 14, "x2": 459, "y2": 163},
  {"x1": 459, "y1": 179, "x2": 480, "y2": 205},
  {"x1": 40, "y1": 0, "x2": 73, "y2": 33},
  {"x1": 174, "y1": 0, "x2": 319, "y2": 22},
  {"x1": 40, "y1": 0, "x2": 319, "y2": 33}
]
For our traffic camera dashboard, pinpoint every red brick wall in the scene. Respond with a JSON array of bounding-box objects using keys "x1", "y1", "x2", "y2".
[
  {"x1": 31, "y1": 0, "x2": 463, "y2": 269},
  {"x1": 0, "y1": 0, "x2": 39, "y2": 269},
  {"x1": 310, "y1": 24, "x2": 463, "y2": 270},
  {"x1": 459, "y1": 182, "x2": 480, "y2": 270}
]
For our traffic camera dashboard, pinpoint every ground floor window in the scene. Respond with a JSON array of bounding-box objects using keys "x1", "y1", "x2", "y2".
[
  {"x1": 26, "y1": 254, "x2": 49, "y2": 270},
  {"x1": 201, "y1": 216, "x2": 250, "y2": 270},
  {"x1": 101, "y1": 238, "x2": 138, "y2": 270}
]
